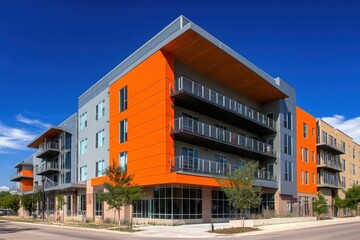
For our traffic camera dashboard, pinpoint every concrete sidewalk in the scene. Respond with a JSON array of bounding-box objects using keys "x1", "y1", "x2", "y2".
[{"x1": 133, "y1": 217, "x2": 360, "y2": 238}]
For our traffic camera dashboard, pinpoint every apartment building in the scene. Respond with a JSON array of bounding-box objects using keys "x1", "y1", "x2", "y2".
[
  {"x1": 296, "y1": 107, "x2": 317, "y2": 216},
  {"x1": 10, "y1": 16, "x2": 360, "y2": 223},
  {"x1": 69, "y1": 15, "x2": 297, "y2": 224}
]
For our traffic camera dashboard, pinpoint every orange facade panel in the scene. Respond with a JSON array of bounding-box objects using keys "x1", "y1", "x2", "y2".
[
  {"x1": 296, "y1": 107, "x2": 317, "y2": 194},
  {"x1": 107, "y1": 49, "x2": 231, "y2": 188},
  {"x1": 108, "y1": 50, "x2": 175, "y2": 186},
  {"x1": 21, "y1": 178, "x2": 33, "y2": 192}
]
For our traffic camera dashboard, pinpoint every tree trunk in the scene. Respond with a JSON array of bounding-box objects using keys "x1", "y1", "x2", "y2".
[{"x1": 118, "y1": 209, "x2": 121, "y2": 226}]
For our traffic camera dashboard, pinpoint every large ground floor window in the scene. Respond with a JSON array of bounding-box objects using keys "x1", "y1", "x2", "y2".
[
  {"x1": 133, "y1": 186, "x2": 202, "y2": 219},
  {"x1": 211, "y1": 190, "x2": 275, "y2": 218}
]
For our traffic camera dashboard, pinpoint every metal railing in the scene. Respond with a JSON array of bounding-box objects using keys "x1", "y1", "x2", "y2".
[
  {"x1": 10, "y1": 172, "x2": 23, "y2": 180},
  {"x1": 317, "y1": 179, "x2": 342, "y2": 188},
  {"x1": 317, "y1": 158, "x2": 343, "y2": 171},
  {"x1": 173, "y1": 155, "x2": 277, "y2": 181},
  {"x1": 173, "y1": 76, "x2": 276, "y2": 130},
  {"x1": 317, "y1": 138, "x2": 344, "y2": 152},
  {"x1": 36, "y1": 141, "x2": 59, "y2": 157},
  {"x1": 10, "y1": 171, "x2": 33, "y2": 180},
  {"x1": 36, "y1": 162, "x2": 59, "y2": 174},
  {"x1": 173, "y1": 117, "x2": 275, "y2": 156},
  {"x1": 43, "y1": 177, "x2": 59, "y2": 189}
]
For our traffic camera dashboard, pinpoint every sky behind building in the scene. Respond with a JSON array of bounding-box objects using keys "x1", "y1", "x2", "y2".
[{"x1": 1, "y1": 0, "x2": 360, "y2": 187}]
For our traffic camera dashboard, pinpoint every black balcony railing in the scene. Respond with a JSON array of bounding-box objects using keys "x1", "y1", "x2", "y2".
[
  {"x1": 172, "y1": 117, "x2": 275, "y2": 159},
  {"x1": 172, "y1": 155, "x2": 277, "y2": 181},
  {"x1": 171, "y1": 76, "x2": 276, "y2": 134}
]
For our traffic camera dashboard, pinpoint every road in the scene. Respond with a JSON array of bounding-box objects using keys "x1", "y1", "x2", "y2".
[
  {"x1": 240, "y1": 221, "x2": 360, "y2": 240},
  {"x1": 0, "y1": 220, "x2": 359, "y2": 239}
]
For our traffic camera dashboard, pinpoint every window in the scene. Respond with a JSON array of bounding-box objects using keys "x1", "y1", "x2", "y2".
[
  {"x1": 303, "y1": 123, "x2": 308, "y2": 138},
  {"x1": 182, "y1": 146, "x2": 199, "y2": 171},
  {"x1": 284, "y1": 134, "x2": 292, "y2": 155},
  {"x1": 351, "y1": 163, "x2": 356, "y2": 175},
  {"x1": 342, "y1": 176, "x2": 346, "y2": 188},
  {"x1": 120, "y1": 86, "x2": 128, "y2": 112},
  {"x1": 120, "y1": 151, "x2": 127, "y2": 171},
  {"x1": 312, "y1": 151, "x2": 315, "y2": 162},
  {"x1": 312, "y1": 173, "x2": 315, "y2": 184},
  {"x1": 322, "y1": 131, "x2": 327, "y2": 144},
  {"x1": 79, "y1": 138, "x2": 88, "y2": 155},
  {"x1": 95, "y1": 129, "x2": 105, "y2": 148},
  {"x1": 303, "y1": 148, "x2": 309, "y2": 163},
  {"x1": 353, "y1": 148, "x2": 356, "y2": 158},
  {"x1": 284, "y1": 161, "x2": 293, "y2": 181},
  {"x1": 96, "y1": 100, "x2": 105, "y2": 120},
  {"x1": 95, "y1": 160, "x2": 105, "y2": 177},
  {"x1": 95, "y1": 193, "x2": 102, "y2": 216},
  {"x1": 305, "y1": 171, "x2": 309, "y2": 185},
  {"x1": 79, "y1": 112, "x2": 87, "y2": 130},
  {"x1": 80, "y1": 165, "x2": 87, "y2": 181},
  {"x1": 342, "y1": 159, "x2": 346, "y2": 171},
  {"x1": 215, "y1": 123, "x2": 227, "y2": 141},
  {"x1": 215, "y1": 153, "x2": 227, "y2": 174},
  {"x1": 312, "y1": 128, "x2": 314, "y2": 136},
  {"x1": 284, "y1": 112, "x2": 292, "y2": 130},
  {"x1": 119, "y1": 119, "x2": 128, "y2": 143},
  {"x1": 341, "y1": 141, "x2": 346, "y2": 152},
  {"x1": 79, "y1": 194, "x2": 86, "y2": 215}
]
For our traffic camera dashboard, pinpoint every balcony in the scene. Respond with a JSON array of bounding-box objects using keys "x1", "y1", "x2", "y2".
[
  {"x1": 317, "y1": 180, "x2": 342, "y2": 189},
  {"x1": 36, "y1": 162, "x2": 60, "y2": 175},
  {"x1": 316, "y1": 139, "x2": 345, "y2": 155},
  {"x1": 317, "y1": 159, "x2": 343, "y2": 172},
  {"x1": 172, "y1": 155, "x2": 277, "y2": 188},
  {"x1": 36, "y1": 142, "x2": 59, "y2": 158},
  {"x1": 171, "y1": 77, "x2": 276, "y2": 135},
  {"x1": 172, "y1": 117, "x2": 276, "y2": 160},
  {"x1": 10, "y1": 172, "x2": 33, "y2": 181}
]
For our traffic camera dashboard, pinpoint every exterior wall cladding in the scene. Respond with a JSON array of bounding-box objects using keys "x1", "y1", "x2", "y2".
[{"x1": 11, "y1": 16, "x2": 360, "y2": 223}]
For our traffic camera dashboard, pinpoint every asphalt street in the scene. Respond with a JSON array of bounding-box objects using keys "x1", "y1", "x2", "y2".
[{"x1": 0, "y1": 220, "x2": 359, "y2": 239}]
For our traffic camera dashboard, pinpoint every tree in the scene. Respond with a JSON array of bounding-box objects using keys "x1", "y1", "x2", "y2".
[
  {"x1": 20, "y1": 191, "x2": 41, "y2": 217},
  {"x1": 99, "y1": 163, "x2": 143, "y2": 226},
  {"x1": 216, "y1": 161, "x2": 263, "y2": 227},
  {"x1": 313, "y1": 191, "x2": 328, "y2": 220},
  {"x1": 0, "y1": 193, "x2": 20, "y2": 214},
  {"x1": 55, "y1": 194, "x2": 66, "y2": 222},
  {"x1": 344, "y1": 185, "x2": 360, "y2": 215}
]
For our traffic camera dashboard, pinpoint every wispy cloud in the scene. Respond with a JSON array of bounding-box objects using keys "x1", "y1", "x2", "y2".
[
  {"x1": 0, "y1": 186, "x2": 10, "y2": 192},
  {"x1": 0, "y1": 122, "x2": 37, "y2": 152},
  {"x1": 16, "y1": 114, "x2": 51, "y2": 129},
  {"x1": 321, "y1": 115, "x2": 360, "y2": 143}
]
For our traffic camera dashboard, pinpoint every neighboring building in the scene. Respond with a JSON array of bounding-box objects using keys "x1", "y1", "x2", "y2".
[
  {"x1": 10, "y1": 155, "x2": 34, "y2": 193},
  {"x1": 26, "y1": 113, "x2": 85, "y2": 219},
  {"x1": 316, "y1": 119, "x2": 345, "y2": 216},
  {"x1": 296, "y1": 107, "x2": 317, "y2": 217}
]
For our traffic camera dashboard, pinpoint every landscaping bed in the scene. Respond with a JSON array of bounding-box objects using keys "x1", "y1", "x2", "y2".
[{"x1": 210, "y1": 227, "x2": 258, "y2": 234}]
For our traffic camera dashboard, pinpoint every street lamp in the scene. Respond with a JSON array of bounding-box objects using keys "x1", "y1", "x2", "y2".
[{"x1": 41, "y1": 176, "x2": 45, "y2": 220}]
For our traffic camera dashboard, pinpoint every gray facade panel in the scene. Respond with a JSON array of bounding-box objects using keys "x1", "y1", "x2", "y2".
[{"x1": 78, "y1": 88, "x2": 109, "y2": 181}]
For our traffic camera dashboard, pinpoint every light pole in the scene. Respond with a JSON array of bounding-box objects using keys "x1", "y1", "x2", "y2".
[{"x1": 41, "y1": 176, "x2": 45, "y2": 220}]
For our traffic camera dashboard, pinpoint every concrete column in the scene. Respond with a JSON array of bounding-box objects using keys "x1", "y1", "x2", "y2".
[{"x1": 202, "y1": 187, "x2": 212, "y2": 223}]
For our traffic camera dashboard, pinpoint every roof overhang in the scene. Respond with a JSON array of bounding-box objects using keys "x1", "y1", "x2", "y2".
[
  {"x1": 162, "y1": 28, "x2": 288, "y2": 103},
  {"x1": 27, "y1": 127, "x2": 63, "y2": 148},
  {"x1": 14, "y1": 162, "x2": 33, "y2": 168}
]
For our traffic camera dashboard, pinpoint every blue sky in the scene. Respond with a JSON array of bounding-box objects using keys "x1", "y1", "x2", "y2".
[{"x1": 1, "y1": 0, "x2": 360, "y2": 188}]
